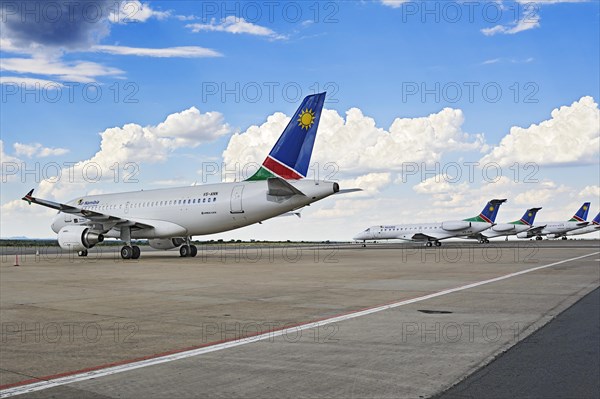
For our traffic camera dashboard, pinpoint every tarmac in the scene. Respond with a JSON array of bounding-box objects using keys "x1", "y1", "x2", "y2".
[{"x1": 1, "y1": 240, "x2": 599, "y2": 398}]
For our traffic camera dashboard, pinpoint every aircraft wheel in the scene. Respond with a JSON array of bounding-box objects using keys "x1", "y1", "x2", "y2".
[
  {"x1": 131, "y1": 246, "x2": 141, "y2": 259},
  {"x1": 561, "y1": 236, "x2": 567, "y2": 240},
  {"x1": 189, "y1": 245, "x2": 198, "y2": 257},
  {"x1": 425, "y1": 241, "x2": 433, "y2": 247},
  {"x1": 120, "y1": 246, "x2": 133, "y2": 260},
  {"x1": 435, "y1": 241, "x2": 441, "y2": 247},
  {"x1": 484, "y1": 239, "x2": 490, "y2": 244},
  {"x1": 78, "y1": 250, "x2": 88, "y2": 257},
  {"x1": 535, "y1": 236, "x2": 542, "y2": 241},
  {"x1": 179, "y1": 245, "x2": 190, "y2": 257}
]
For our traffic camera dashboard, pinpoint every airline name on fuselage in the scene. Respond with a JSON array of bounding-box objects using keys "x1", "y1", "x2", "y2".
[{"x1": 78, "y1": 199, "x2": 100, "y2": 205}]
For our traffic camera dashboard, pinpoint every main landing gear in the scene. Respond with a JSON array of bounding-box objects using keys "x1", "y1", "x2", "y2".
[
  {"x1": 119, "y1": 227, "x2": 141, "y2": 260},
  {"x1": 179, "y1": 237, "x2": 198, "y2": 257},
  {"x1": 120, "y1": 245, "x2": 141, "y2": 260},
  {"x1": 535, "y1": 236, "x2": 543, "y2": 241},
  {"x1": 425, "y1": 241, "x2": 442, "y2": 247},
  {"x1": 478, "y1": 238, "x2": 490, "y2": 244},
  {"x1": 78, "y1": 250, "x2": 88, "y2": 257}
]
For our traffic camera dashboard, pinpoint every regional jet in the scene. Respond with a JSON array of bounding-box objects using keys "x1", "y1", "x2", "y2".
[
  {"x1": 566, "y1": 212, "x2": 599, "y2": 237},
  {"x1": 516, "y1": 202, "x2": 591, "y2": 240},
  {"x1": 23, "y1": 93, "x2": 356, "y2": 259},
  {"x1": 353, "y1": 199, "x2": 506, "y2": 247},
  {"x1": 466, "y1": 207, "x2": 542, "y2": 243}
]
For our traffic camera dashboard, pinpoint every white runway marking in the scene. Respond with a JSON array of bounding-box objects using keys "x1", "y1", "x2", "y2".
[{"x1": 2, "y1": 251, "x2": 598, "y2": 398}]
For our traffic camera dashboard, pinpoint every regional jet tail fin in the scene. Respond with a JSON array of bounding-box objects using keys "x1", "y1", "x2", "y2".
[
  {"x1": 464, "y1": 199, "x2": 507, "y2": 224},
  {"x1": 247, "y1": 92, "x2": 326, "y2": 181},
  {"x1": 516, "y1": 207, "x2": 542, "y2": 226},
  {"x1": 569, "y1": 202, "x2": 590, "y2": 222},
  {"x1": 592, "y1": 212, "x2": 600, "y2": 226}
]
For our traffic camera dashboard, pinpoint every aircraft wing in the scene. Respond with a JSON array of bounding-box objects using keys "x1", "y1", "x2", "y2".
[
  {"x1": 526, "y1": 225, "x2": 546, "y2": 235},
  {"x1": 22, "y1": 189, "x2": 153, "y2": 231},
  {"x1": 411, "y1": 232, "x2": 454, "y2": 241}
]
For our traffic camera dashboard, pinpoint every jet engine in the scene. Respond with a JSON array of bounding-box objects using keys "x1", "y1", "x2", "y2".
[
  {"x1": 516, "y1": 231, "x2": 531, "y2": 239},
  {"x1": 491, "y1": 224, "x2": 516, "y2": 233},
  {"x1": 441, "y1": 221, "x2": 471, "y2": 231},
  {"x1": 148, "y1": 238, "x2": 185, "y2": 250},
  {"x1": 57, "y1": 226, "x2": 104, "y2": 251},
  {"x1": 546, "y1": 233, "x2": 561, "y2": 239}
]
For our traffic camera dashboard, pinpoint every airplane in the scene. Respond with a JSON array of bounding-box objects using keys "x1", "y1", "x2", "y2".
[
  {"x1": 466, "y1": 207, "x2": 542, "y2": 243},
  {"x1": 516, "y1": 202, "x2": 591, "y2": 240},
  {"x1": 353, "y1": 199, "x2": 507, "y2": 247},
  {"x1": 566, "y1": 212, "x2": 600, "y2": 237},
  {"x1": 22, "y1": 92, "x2": 357, "y2": 259}
]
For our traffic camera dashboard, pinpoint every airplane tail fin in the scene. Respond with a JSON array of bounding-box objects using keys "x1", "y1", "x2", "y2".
[
  {"x1": 516, "y1": 207, "x2": 542, "y2": 226},
  {"x1": 569, "y1": 202, "x2": 590, "y2": 222},
  {"x1": 591, "y1": 212, "x2": 600, "y2": 226},
  {"x1": 247, "y1": 92, "x2": 326, "y2": 181},
  {"x1": 464, "y1": 199, "x2": 507, "y2": 223}
]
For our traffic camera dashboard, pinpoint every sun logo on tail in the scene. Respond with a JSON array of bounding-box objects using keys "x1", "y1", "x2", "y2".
[
  {"x1": 583, "y1": 205, "x2": 588, "y2": 210},
  {"x1": 297, "y1": 108, "x2": 315, "y2": 130},
  {"x1": 489, "y1": 206, "x2": 495, "y2": 212}
]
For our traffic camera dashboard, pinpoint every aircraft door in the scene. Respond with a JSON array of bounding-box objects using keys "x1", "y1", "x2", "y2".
[{"x1": 230, "y1": 185, "x2": 245, "y2": 214}]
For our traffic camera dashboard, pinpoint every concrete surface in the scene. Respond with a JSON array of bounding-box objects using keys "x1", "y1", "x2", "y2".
[
  {"x1": 436, "y1": 287, "x2": 599, "y2": 399},
  {"x1": 1, "y1": 241, "x2": 598, "y2": 398}
]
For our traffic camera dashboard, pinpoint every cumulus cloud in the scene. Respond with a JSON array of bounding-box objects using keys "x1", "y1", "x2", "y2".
[
  {"x1": 14, "y1": 142, "x2": 69, "y2": 158},
  {"x1": 1, "y1": 1, "x2": 113, "y2": 50},
  {"x1": 223, "y1": 106, "x2": 487, "y2": 176},
  {"x1": 0, "y1": 140, "x2": 20, "y2": 164},
  {"x1": 513, "y1": 180, "x2": 569, "y2": 205},
  {"x1": 337, "y1": 173, "x2": 392, "y2": 197},
  {"x1": 36, "y1": 106, "x2": 231, "y2": 199},
  {"x1": 578, "y1": 185, "x2": 600, "y2": 200},
  {"x1": 1, "y1": 1, "x2": 207, "y2": 84},
  {"x1": 480, "y1": 96, "x2": 600, "y2": 166},
  {"x1": 186, "y1": 16, "x2": 286, "y2": 40},
  {"x1": 109, "y1": 0, "x2": 170, "y2": 24}
]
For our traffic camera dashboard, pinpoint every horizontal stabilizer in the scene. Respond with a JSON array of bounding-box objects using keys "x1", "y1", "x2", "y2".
[
  {"x1": 267, "y1": 177, "x2": 306, "y2": 197},
  {"x1": 335, "y1": 188, "x2": 362, "y2": 195}
]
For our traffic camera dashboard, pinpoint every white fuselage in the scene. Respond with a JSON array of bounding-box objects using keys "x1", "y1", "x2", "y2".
[
  {"x1": 526, "y1": 221, "x2": 587, "y2": 237},
  {"x1": 51, "y1": 180, "x2": 337, "y2": 239},
  {"x1": 353, "y1": 221, "x2": 493, "y2": 242},
  {"x1": 566, "y1": 224, "x2": 600, "y2": 236},
  {"x1": 481, "y1": 223, "x2": 531, "y2": 239}
]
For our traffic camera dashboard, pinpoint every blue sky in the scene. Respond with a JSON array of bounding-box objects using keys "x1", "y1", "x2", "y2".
[{"x1": 1, "y1": 0, "x2": 599, "y2": 239}]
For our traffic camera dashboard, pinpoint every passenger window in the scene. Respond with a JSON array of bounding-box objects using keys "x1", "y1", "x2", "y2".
[
  {"x1": 208, "y1": 198, "x2": 211, "y2": 203},
  {"x1": 203, "y1": 198, "x2": 206, "y2": 203}
]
